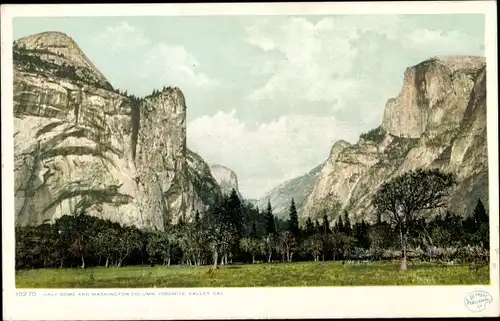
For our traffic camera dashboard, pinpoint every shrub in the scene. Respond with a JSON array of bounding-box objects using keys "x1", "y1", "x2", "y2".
[{"x1": 359, "y1": 126, "x2": 386, "y2": 143}]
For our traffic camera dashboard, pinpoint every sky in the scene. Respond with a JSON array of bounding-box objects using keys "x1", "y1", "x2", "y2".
[{"x1": 13, "y1": 14, "x2": 485, "y2": 199}]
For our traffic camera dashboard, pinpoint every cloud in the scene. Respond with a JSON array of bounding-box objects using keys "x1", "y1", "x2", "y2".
[
  {"x1": 140, "y1": 43, "x2": 222, "y2": 90},
  {"x1": 402, "y1": 28, "x2": 478, "y2": 53},
  {"x1": 94, "y1": 21, "x2": 149, "y2": 51},
  {"x1": 242, "y1": 16, "x2": 398, "y2": 110},
  {"x1": 187, "y1": 110, "x2": 358, "y2": 199},
  {"x1": 86, "y1": 16, "x2": 484, "y2": 200},
  {"x1": 92, "y1": 21, "x2": 221, "y2": 96}
]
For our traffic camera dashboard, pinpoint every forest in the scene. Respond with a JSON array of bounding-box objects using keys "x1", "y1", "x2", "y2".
[{"x1": 15, "y1": 171, "x2": 489, "y2": 271}]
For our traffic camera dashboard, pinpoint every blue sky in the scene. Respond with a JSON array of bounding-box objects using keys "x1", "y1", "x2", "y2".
[{"x1": 13, "y1": 14, "x2": 485, "y2": 199}]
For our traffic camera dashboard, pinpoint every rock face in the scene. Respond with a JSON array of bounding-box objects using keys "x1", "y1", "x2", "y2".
[
  {"x1": 301, "y1": 56, "x2": 488, "y2": 223},
  {"x1": 209, "y1": 164, "x2": 242, "y2": 198},
  {"x1": 13, "y1": 31, "x2": 222, "y2": 229},
  {"x1": 256, "y1": 163, "x2": 324, "y2": 219}
]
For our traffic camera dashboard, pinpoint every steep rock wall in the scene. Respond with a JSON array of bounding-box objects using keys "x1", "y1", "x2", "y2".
[
  {"x1": 303, "y1": 56, "x2": 488, "y2": 223},
  {"x1": 13, "y1": 32, "x2": 222, "y2": 229}
]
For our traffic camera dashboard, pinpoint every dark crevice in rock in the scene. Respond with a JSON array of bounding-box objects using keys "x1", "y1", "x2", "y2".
[
  {"x1": 16, "y1": 142, "x2": 43, "y2": 219},
  {"x1": 130, "y1": 99, "x2": 140, "y2": 160},
  {"x1": 35, "y1": 121, "x2": 66, "y2": 138},
  {"x1": 414, "y1": 62, "x2": 431, "y2": 108},
  {"x1": 460, "y1": 67, "x2": 486, "y2": 129},
  {"x1": 40, "y1": 146, "x2": 115, "y2": 166},
  {"x1": 42, "y1": 185, "x2": 133, "y2": 216}
]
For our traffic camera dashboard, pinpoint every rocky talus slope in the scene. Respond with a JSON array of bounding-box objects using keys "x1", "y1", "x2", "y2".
[
  {"x1": 301, "y1": 56, "x2": 488, "y2": 223},
  {"x1": 14, "y1": 31, "x2": 222, "y2": 229}
]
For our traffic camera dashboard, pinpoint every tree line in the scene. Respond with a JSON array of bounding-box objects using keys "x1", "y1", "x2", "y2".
[{"x1": 16, "y1": 170, "x2": 489, "y2": 270}]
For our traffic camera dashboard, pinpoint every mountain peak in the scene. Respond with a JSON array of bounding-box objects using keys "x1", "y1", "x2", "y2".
[
  {"x1": 14, "y1": 31, "x2": 112, "y2": 90},
  {"x1": 418, "y1": 55, "x2": 486, "y2": 73}
]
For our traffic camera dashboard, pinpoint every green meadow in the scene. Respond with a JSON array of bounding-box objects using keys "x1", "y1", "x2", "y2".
[{"x1": 16, "y1": 261, "x2": 489, "y2": 288}]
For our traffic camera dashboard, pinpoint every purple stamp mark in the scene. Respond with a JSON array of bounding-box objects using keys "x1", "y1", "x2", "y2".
[{"x1": 464, "y1": 291, "x2": 493, "y2": 312}]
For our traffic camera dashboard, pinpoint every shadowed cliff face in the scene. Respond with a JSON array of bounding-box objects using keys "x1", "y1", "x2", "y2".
[
  {"x1": 13, "y1": 31, "x2": 222, "y2": 229},
  {"x1": 302, "y1": 56, "x2": 488, "y2": 223}
]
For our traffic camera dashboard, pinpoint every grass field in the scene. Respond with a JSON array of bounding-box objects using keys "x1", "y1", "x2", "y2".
[{"x1": 16, "y1": 261, "x2": 489, "y2": 288}]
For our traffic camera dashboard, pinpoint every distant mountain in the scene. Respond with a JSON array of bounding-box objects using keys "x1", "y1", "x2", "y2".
[
  {"x1": 210, "y1": 164, "x2": 243, "y2": 199},
  {"x1": 255, "y1": 163, "x2": 324, "y2": 219}
]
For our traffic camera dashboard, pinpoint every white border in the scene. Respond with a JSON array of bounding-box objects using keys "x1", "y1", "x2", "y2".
[{"x1": 1, "y1": 2, "x2": 499, "y2": 320}]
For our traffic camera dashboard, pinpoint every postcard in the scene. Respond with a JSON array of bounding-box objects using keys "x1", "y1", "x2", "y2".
[{"x1": 1, "y1": 2, "x2": 499, "y2": 320}]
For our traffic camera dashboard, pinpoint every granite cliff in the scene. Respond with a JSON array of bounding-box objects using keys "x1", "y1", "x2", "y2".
[
  {"x1": 13, "y1": 31, "x2": 222, "y2": 230},
  {"x1": 301, "y1": 56, "x2": 488, "y2": 223},
  {"x1": 209, "y1": 164, "x2": 242, "y2": 199}
]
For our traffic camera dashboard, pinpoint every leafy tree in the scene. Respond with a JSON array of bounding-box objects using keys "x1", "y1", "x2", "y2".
[
  {"x1": 94, "y1": 225, "x2": 119, "y2": 267},
  {"x1": 116, "y1": 227, "x2": 143, "y2": 267},
  {"x1": 430, "y1": 226, "x2": 452, "y2": 248},
  {"x1": 368, "y1": 222, "x2": 394, "y2": 259},
  {"x1": 57, "y1": 214, "x2": 96, "y2": 268},
  {"x1": 278, "y1": 231, "x2": 298, "y2": 262},
  {"x1": 240, "y1": 237, "x2": 260, "y2": 263},
  {"x1": 146, "y1": 232, "x2": 162, "y2": 265},
  {"x1": 342, "y1": 235, "x2": 357, "y2": 260},
  {"x1": 239, "y1": 237, "x2": 253, "y2": 262},
  {"x1": 262, "y1": 233, "x2": 277, "y2": 263},
  {"x1": 301, "y1": 234, "x2": 323, "y2": 261},
  {"x1": 373, "y1": 169, "x2": 455, "y2": 270},
  {"x1": 329, "y1": 232, "x2": 344, "y2": 261},
  {"x1": 202, "y1": 202, "x2": 230, "y2": 268}
]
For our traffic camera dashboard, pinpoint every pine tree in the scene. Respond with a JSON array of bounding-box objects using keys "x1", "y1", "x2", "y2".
[
  {"x1": 469, "y1": 198, "x2": 489, "y2": 248},
  {"x1": 250, "y1": 223, "x2": 257, "y2": 238},
  {"x1": 343, "y1": 211, "x2": 351, "y2": 236},
  {"x1": 288, "y1": 198, "x2": 300, "y2": 237},
  {"x1": 473, "y1": 199, "x2": 488, "y2": 227},
  {"x1": 265, "y1": 200, "x2": 276, "y2": 235},
  {"x1": 322, "y1": 215, "x2": 331, "y2": 235},
  {"x1": 336, "y1": 216, "x2": 344, "y2": 234},
  {"x1": 194, "y1": 210, "x2": 200, "y2": 226},
  {"x1": 314, "y1": 220, "x2": 322, "y2": 234},
  {"x1": 360, "y1": 219, "x2": 369, "y2": 249},
  {"x1": 227, "y1": 189, "x2": 244, "y2": 238},
  {"x1": 305, "y1": 217, "x2": 315, "y2": 236}
]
